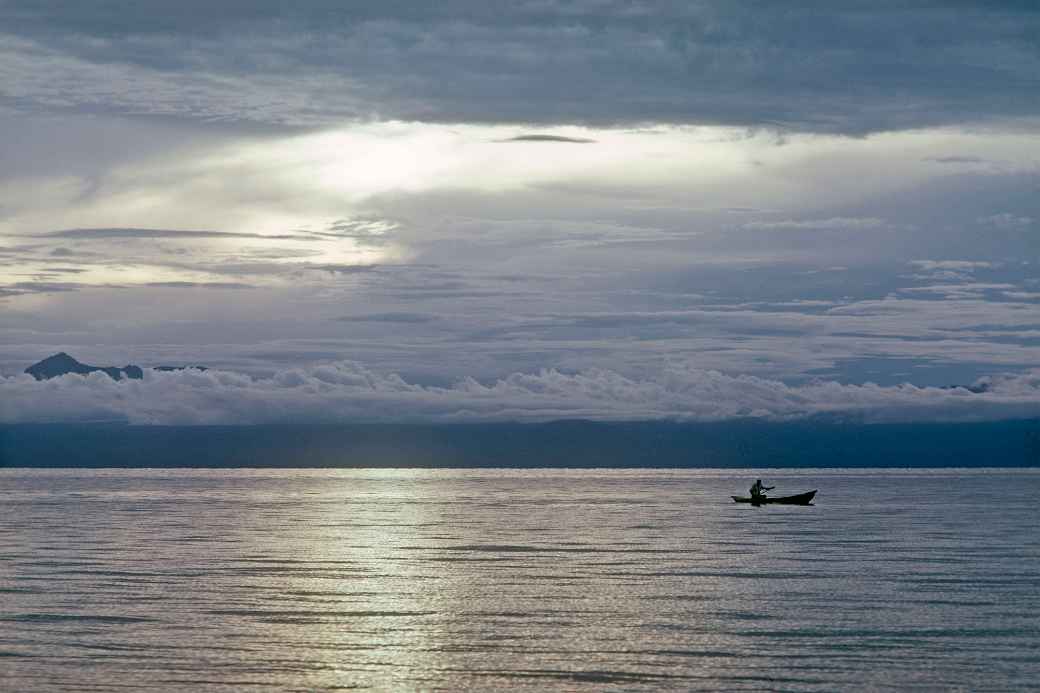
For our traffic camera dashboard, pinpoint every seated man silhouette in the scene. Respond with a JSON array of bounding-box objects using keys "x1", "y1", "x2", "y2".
[{"x1": 749, "y1": 479, "x2": 774, "y2": 501}]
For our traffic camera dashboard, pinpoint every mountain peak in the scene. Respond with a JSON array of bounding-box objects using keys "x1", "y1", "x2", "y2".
[
  {"x1": 24, "y1": 353, "x2": 206, "y2": 381},
  {"x1": 38, "y1": 352, "x2": 78, "y2": 366},
  {"x1": 26, "y1": 353, "x2": 143, "y2": 381}
]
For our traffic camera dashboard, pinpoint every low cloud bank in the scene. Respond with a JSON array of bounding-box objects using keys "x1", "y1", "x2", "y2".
[{"x1": 2, "y1": 362, "x2": 1038, "y2": 425}]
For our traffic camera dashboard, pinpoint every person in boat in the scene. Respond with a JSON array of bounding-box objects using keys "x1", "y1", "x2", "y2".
[{"x1": 749, "y1": 479, "x2": 774, "y2": 500}]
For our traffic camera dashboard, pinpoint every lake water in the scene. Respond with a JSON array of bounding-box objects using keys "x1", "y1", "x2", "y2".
[{"x1": 1, "y1": 468, "x2": 1038, "y2": 691}]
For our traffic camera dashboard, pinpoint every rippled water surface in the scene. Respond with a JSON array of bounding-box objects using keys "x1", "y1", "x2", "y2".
[{"x1": 2, "y1": 468, "x2": 1039, "y2": 691}]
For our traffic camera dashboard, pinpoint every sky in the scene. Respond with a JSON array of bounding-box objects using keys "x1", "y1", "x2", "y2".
[{"x1": 1, "y1": 1, "x2": 1038, "y2": 424}]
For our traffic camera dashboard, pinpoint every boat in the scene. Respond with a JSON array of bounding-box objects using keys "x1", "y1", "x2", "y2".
[{"x1": 731, "y1": 490, "x2": 816, "y2": 505}]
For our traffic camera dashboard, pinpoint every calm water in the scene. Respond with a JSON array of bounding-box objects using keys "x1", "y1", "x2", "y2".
[{"x1": 1, "y1": 468, "x2": 1038, "y2": 691}]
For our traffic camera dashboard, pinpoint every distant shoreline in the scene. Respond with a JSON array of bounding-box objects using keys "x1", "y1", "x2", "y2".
[{"x1": 3, "y1": 419, "x2": 1037, "y2": 468}]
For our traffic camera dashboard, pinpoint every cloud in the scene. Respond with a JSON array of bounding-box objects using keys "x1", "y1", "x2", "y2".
[
  {"x1": 3, "y1": 281, "x2": 85, "y2": 294},
  {"x1": 0, "y1": 97, "x2": 1037, "y2": 396},
  {"x1": 923, "y1": 155, "x2": 988, "y2": 165},
  {"x1": 909, "y1": 260, "x2": 995, "y2": 272},
  {"x1": 5, "y1": 255, "x2": 1038, "y2": 390},
  {"x1": 978, "y1": 213, "x2": 1034, "y2": 231},
  {"x1": 301, "y1": 264, "x2": 380, "y2": 275},
  {"x1": 899, "y1": 283, "x2": 1018, "y2": 300},
  {"x1": 2, "y1": 3, "x2": 1039, "y2": 134},
  {"x1": 41, "y1": 267, "x2": 88, "y2": 274},
  {"x1": 337, "y1": 312, "x2": 436, "y2": 324},
  {"x1": 742, "y1": 217, "x2": 889, "y2": 232},
  {"x1": 314, "y1": 218, "x2": 399, "y2": 246},
  {"x1": 40, "y1": 227, "x2": 310, "y2": 240},
  {"x1": 497, "y1": 135, "x2": 596, "y2": 144},
  {"x1": 144, "y1": 281, "x2": 254, "y2": 289},
  {"x1": 1003, "y1": 291, "x2": 1040, "y2": 301},
  {"x1": 1, "y1": 361, "x2": 1037, "y2": 425}
]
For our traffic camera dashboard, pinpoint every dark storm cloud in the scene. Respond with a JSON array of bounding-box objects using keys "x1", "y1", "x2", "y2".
[{"x1": 2, "y1": 1, "x2": 1038, "y2": 133}]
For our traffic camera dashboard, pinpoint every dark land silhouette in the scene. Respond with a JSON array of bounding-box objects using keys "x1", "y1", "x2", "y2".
[
  {"x1": 2, "y1": 419, "x2": 1037, "y2": 468},
  {"x1": 24, "y1": 353, "x2": 206, "y2": 381}
]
